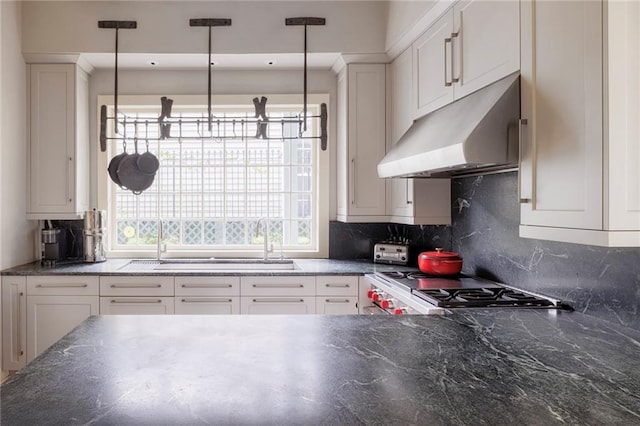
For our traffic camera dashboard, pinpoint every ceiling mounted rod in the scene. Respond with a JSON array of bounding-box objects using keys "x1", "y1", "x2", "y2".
[
  {"x1": 286, "y1": 17, "x2": 326, "y2": 133},
  {"x1": 98, "y1": 20, "x2": 137, "y2": 134},
  {"x1": 190, "y1": 18, "x2": 232, "y2": 132}
]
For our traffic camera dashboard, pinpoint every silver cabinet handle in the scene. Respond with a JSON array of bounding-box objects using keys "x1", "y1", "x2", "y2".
[
  {"x1": 351, "y1": 158, "x2": 356, "y2": 205},
  {"x1": 36, "y1": 284, "x2": 88, "y2": 288},
  {"x1": 451, "y1": 31, "x2": 460, "y2": 83},
  {"x1": 325, "y1": 299, "x2": 350, "y2": 303},
  {"x1": 518, "y1": 118, "x2": 532, "y2": 204},
  {"x1": 180, "y1": 298, "x2": 232, "y2": 303},
  {"x1": 181, "y1": 283, "x2": 233, "y2": 288},
  {"x1": 17, "y1": 291, "x2": 24, "y2": 357},
  {"x1": 110, "y1": 299, "x2": 163, "y2": 304},
  {"x1": 110, "y1": 284, "x2": 162, "y2": 288},
  {"x1": 252, "y1": 283, "x2": 304, "y2": 288},
  {"x1": 325, "y1": 283, "x2": 350, "y2": 288},
  {"x1": 406, "y1": 179, "x2": 413, "y2": 205},
  {"x1": 252, "y1": 298, "x2": 304, "y2": 303},
  {"x1": 444, "y1": 37, "x2": 453, "y2": 87},
  {"x1": 67, "y1": 156, "x2": 73, "y2": 203}
]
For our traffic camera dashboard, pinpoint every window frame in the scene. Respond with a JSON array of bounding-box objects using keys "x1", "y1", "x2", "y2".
[{"x1": 96, "y1": 94, "x2": 330, "y2": 259}]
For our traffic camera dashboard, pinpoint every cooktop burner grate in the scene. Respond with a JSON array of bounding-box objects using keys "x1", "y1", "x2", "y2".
[{"x1": 412, "y1": 287, "x2": 555, "y2": 308}]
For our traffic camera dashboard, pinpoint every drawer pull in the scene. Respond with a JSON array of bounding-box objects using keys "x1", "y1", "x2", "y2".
[
  {"x1": 326, "y1": 299, "x2": 350, "y2": 303},
  {"x1": 17, "y1": 292, "x2": 24, "y2": 358},
  {"x1": 252, "y1": 298, "x2": 304, "y2": 303},
  {"x1": 252, "y1": 284, "x2": 304, "y2": 288},
  {"x1": 181, "y1": 284, "x2": 233, "y2": 288},
  {"x1": 325, "y1": 283, "x2": 350, "y2": 288},
  {"x1": 110, "y1": 284, "x2": 162, "y2": 288},
  {"x1": 36, "y1": 284, "x2": 88, "y2": 288},
  {"x1": 181, "y1": 298, "x2": 232, "y2": 303},
  {"x1": 110, "y1": 299, "x2": 163, "y2": 304}
]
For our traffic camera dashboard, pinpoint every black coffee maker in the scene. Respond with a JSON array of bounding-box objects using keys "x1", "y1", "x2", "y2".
[{"x1": 41, "y1": 227, "x2": 66, "y2": 266}]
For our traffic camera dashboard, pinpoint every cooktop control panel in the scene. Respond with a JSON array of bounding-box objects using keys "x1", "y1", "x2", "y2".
[{"x1": 374, "y1": 243, "x2": 409, "y2": 265}]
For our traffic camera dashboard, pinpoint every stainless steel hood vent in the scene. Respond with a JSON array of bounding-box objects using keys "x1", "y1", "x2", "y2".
[{"x1": 378, "y1": 72, "x2": 520, "y2": 178}]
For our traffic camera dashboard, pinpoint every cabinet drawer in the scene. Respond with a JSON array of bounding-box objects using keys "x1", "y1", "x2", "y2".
[
  {"x1": 316, "y1": 276, "x2": 359, "y2": 296},
  {"x1": 175, "y1": 297, "x2": 240, "y2": 315},
  {"x1": 240, "y1": 276, "x2": 315, "y2": 297},
  {"x1": 100, "y1": 297, "x2": 174, "y2": 314},
  {"x1": 27, "y1": 276, "x2": 99, "y2": 296},
  {"x1": 316, "y1": 296, "x2": 359, "y2": 315},
  {"x1": 240, "y1": 296, "x2": 316, "y2": 315},
  {"x1": 175, "y1": 276, "x2": 240, "y2": 297},
  {"x1": 100, "y1": 276, "x2": 174, "y2": 296}
]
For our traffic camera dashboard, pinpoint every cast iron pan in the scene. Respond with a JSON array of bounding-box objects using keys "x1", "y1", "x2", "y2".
[{"x1": 107, "y1": 150, "x2": 128, "y2": 187}]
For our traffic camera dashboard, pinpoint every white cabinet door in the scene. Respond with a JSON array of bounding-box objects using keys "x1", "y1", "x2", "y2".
[
  {"x1": 26, "y1": 295, "x2": 98, "y2": 362},
  {"x1": 2, "y1": 277, "x2": 27, "y2": 370},
  {"x1": 519, "y1": 0, "x2": 603, "y2": 230},
  {"x1": 452, "y1": 0, "x2": 520, "y2": 99},
  {"x1": 413, "y1": 10, "x2": 454, "y2": 118},
  {"x1": 175, "y1": 297, "x2": 240, "y2": 315},
  {"x1": 413, "y1": 2, "x2": 520, "y2": 119},
  {"x1": 100, "y1": 297, "x2": 175, "y2": 314},
  {"x1": 336, "y1": 64, "x2": 387, "y2": 222},
  {"x1": 27, "y1": 64, "x2": 89, "y2": 219},
  {"x1": 316, "y1": 297, "x2": 358, "y2": 315},
  {"x1": 240, "y1": 297, "x2": 316, "y2": 315}
]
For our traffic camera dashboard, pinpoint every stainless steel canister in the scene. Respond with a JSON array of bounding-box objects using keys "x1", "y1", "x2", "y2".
[
  {"x1": 84, "y1": 209, "x2": 107, "y2": 263},
  {"x1": 84, "y1": 209, "x2": 106, "y2": 231}
]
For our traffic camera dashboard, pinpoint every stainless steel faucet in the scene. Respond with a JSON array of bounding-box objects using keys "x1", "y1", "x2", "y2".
[
  {"x1": 255, "y1": 217, "x2": 273, "y2": 261},
  {"x1": 157, "y1": 219, "x2": 166, "y2": 261}
]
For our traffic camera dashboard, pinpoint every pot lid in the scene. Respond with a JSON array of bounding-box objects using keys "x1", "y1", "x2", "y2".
[{"x1": 421, "y1": 248, "x2": 461, "y2": 260}]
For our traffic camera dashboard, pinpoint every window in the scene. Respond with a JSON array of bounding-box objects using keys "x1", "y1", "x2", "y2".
[{"x1": 97, "y1": 94, "x2": 329, "y2": 258}]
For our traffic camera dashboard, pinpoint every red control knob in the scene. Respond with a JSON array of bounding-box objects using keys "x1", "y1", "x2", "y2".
[
  {"x1": 393, "y1": 307, "x2": 406, "y2": 315},
  {"x1": 380, "y1": 299, "x2": 391, "y2": 309},
  {"x1": 367, "y1": 289, "x2": 375, "y2": 299},
  {"x1": 372, "y1": 293, "x2": 382, "y2": 302}
]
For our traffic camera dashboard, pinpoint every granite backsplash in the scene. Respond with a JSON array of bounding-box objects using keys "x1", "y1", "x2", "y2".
[{"x1": 329, "y1": 172, "x2": 640, "y2": 331}]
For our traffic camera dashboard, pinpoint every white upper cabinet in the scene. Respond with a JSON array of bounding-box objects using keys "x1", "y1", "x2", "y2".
[
  {"x1": 27, "y1": 63, "x2": 90, "y2": 219},
  {"x1": 336, "y1": 64, "x2": 387, "y2": 222},
  {"x1": 519, "y1": 0, "x2": 640, "y2": 247},
  {"x1": 387, "y1": 48, "x2": 451, "y2": 225},
  {"x1": 413, "y1": 0, "x2": 520, "y2": 119}
]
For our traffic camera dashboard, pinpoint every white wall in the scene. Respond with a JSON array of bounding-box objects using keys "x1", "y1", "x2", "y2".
[
  {"x1": 89, "y1": 68, "x2": 338, "y2": 218},
  {"x1": 22, "y1": 1, "x2": 387, "y2": 56},
  {"x1": 386, "y1": 1, "x2": 436, "y2": 51},
  {"x1": 1, "y1": 1, "x2": 37, "y2": 270}
]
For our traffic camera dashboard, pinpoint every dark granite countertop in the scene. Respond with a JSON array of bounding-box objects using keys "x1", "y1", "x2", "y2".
[
  {"x1": 0, "y1": 258, "x2": 414, "y2": 276},
  {"x1": 2, "y1": 310, "x2": 640, "y2": 425}
]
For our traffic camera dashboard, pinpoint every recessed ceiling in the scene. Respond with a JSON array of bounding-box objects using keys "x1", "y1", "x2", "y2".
[{"x1": 81, "y1": 52, "x2": 341, "y2": 70}]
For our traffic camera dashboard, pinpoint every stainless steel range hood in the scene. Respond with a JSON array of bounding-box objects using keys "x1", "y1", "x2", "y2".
[{"x1": 378, "y1": 72, "x2": 520, "y2": 178}]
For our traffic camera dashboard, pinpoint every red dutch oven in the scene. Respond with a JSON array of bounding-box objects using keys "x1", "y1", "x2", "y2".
[{"x1": 418, "y1": 248, "x2": 463, "y2": 275}]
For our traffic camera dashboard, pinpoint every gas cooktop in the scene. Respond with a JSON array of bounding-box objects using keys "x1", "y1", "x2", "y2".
[{"x1": 373, "y1": 271, "x2": 572, "y2": 311}]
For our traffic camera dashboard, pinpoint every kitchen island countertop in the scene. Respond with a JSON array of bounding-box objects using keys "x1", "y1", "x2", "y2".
[{"x1": 2, "y1": 310, "x2": 640, "y2": 425}]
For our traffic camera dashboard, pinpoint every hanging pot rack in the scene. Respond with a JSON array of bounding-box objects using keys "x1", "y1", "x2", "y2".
[{"x1": 98, "y1": 17, "x2": 328, "y2": 154}]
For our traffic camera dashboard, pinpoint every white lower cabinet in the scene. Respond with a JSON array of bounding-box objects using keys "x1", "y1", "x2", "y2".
[
  {"x1": 99, "y1": 276, "x2": 175, "y2": 315},
  {"x1": 27, "y1": 295, "x2": 98, "y2": 361},
  {"x1": 315, "y1": 276, "x2": 359, "y2": 315},
  {"x1": 175, "y1": 276, "x2": 240, "y2": 315},
  {"x1": 2, "y1": 275, "x2": 99, "y2": 370},
  {"x1": 2, "y1": 277, "x2": 27, "y2": 370},
  {"x1": 240, "y1": 276, "x2": 316, "y2": 315}
]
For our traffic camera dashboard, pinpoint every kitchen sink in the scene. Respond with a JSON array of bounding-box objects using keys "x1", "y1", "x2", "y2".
[{"x1": 119, "y1": 259, "x2": 297, "y2": 272}]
